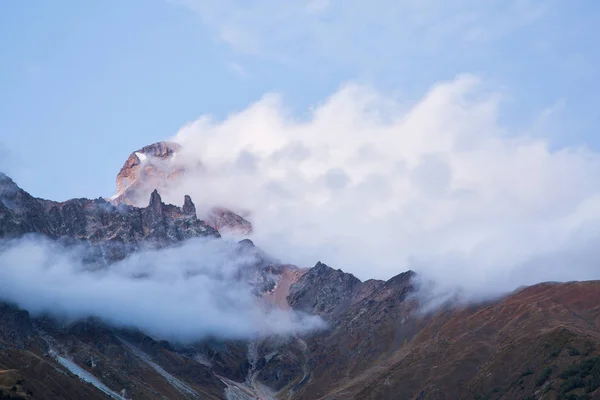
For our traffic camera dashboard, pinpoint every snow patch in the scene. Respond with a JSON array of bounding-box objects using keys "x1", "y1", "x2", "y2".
[
  {"x1": 118, "y1": 338, "x2": 200, "y2": 399},
  {"x1": 54, "y1": 354, "x2": 127, "y2": 400},
  {"x1": 224, "y1": 385, "x2": 257, "y2": 400},
  {"x1": 218, "y1": 376, "x2": 258, "y2": 400},
  {"x1": 135, "y1": 152, "x2": 147, "y2": 161},
  {"x1": 193, "y1": 353, "x2": 212, "y2": 368}
]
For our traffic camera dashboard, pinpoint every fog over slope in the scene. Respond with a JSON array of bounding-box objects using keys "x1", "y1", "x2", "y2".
[
  {"x1": 0, "y1": 235, "x2": 324, "y2": 341},
  {"x1": 149, "y1": 75, "x2": 600, "y2": 298}
]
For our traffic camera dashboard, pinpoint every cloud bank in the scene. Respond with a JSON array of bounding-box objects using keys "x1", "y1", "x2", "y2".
[
  {"x1": 152, "y1": 74, "x2": 600, "y2": 298},
  {"x1": 0, "y1": 235, "x2": 324, "y2": 341}
]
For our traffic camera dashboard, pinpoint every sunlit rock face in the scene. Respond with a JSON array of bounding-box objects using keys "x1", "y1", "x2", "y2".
[
  {"x1": 111, "y1": 141, "x2": 252, "y2": 236},
  {"x1": 112, "y1": 141, "x2": 183, "y2": 206}
]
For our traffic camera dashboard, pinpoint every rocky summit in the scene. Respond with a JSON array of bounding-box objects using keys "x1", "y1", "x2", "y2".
[
  {"x1": 2, "y1": 146, "x2": 600, "y2": 399},
  {"x1": 110, "y1": 141, "x2": 252, "y2": 236}
]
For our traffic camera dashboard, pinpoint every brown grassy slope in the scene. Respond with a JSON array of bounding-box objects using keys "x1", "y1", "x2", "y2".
[
  {"x1": 0, "y1": 303, "x2": 230, "y2": 400},
  {"x1": 349, "y1": 281, "x2": 600, "y2": 400}
]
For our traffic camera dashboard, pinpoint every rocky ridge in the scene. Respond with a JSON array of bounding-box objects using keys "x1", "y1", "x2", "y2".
[{"x1": 0, "y1": 173, "x2": 219, "y2": 263}]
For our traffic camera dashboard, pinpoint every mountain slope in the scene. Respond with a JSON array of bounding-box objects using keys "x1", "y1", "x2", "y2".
[{"x1": 353, "y1": 281, "x2": 600, "y2": 400}]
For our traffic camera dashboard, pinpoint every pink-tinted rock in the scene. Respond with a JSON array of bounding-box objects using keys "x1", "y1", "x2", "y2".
[{"x1": 111, "y1": 141, "x2": 253, "y2": 236}]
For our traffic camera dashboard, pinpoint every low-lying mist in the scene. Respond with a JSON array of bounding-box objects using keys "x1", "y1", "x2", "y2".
[{"x1": 0, "y1": 235, "x2": 324, "y2": 341}]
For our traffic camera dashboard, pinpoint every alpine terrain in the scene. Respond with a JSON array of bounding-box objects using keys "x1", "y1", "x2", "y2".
[{"x1": 1, "y1": 143, "x2": 600, "y2": 400}]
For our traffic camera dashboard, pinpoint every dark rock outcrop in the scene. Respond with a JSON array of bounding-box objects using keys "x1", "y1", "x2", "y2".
[
  {"x1": 0, "y1": 174, "x2": 219, "y2": 262},
  {"x1": 0, "y1": 304, "x2": 34, "y2": 350},
  {"x1": 182, "y1": 195, "x2": 196, "y2": 216},
  {"x1": 287, "y1": 261, "x2": 363, "y2": 318}
]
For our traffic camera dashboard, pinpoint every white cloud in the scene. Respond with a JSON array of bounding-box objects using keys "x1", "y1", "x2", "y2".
[
  {"x1": 156, "y1": 74, "x2": 600, "y2": 298},
  {"x1": 0, "y1": 236, "x2": 324, "y2": 341},
  {"x1": 178, "y1": 0, "x2": 547, "y2": 67}
]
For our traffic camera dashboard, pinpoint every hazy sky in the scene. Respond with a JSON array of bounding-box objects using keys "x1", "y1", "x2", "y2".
[{"x1": 1, "y1": 1, "x2": 599, "y2": 201}]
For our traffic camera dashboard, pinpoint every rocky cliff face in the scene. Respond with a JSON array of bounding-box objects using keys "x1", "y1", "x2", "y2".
[
  {"x1": 0, "y1": 173, "x2": 219, "y2": 263},
  {"x1": 110, "y1": 142, "x2": 252, "y2": 236},
  {"x1": 113, "y1": 141, "x2": 183, "y2": 205},
  {"x1": 287, "y1": 262, "x2": 363, "y2": 318}
]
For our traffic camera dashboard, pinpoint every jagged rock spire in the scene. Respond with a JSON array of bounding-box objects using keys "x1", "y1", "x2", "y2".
[
  {"x1": 144, "y1": 189, "x2": 165, "y2": 237},
  {"x1": 182, "y1": 195, "x2": 196, "y2": 216},
  {"x1": 148, "y1": 189, "x2": 162, "y2": 209}
]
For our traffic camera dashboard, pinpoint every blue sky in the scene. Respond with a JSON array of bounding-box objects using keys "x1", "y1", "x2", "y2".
[{"x1": 1, "y1": 0, "x2": 599, "y2": 200}]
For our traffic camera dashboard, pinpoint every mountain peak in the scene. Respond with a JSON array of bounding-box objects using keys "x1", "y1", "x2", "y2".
[
  {"x1": 313, "y1": 261, "x2": 332, "y2": 271},
  {"x1": 110, "y1": 141, "x2": 253, "y2": 237},
  {"x1": 287, "y1": 261, "x2": 362, "y2": 317},
  {"x1": 112, "y1": 141, "x2": 182, "y2": 205},
  {"x1": 0, "y1": 172, "x2": 18, "y2": 190},
  {"x1": 238, "y1": 238, "x2": 255, "y2": 247}
]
